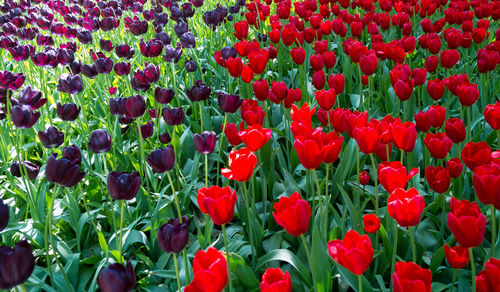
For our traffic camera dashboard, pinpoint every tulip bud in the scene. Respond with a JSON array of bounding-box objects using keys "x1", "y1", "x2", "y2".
[
  {"x1": 98, "y1": 260, "x2": 136, "y2": 292},
  {"x1": 57, "y1": 102, "x2": 80, "y2": 121},
  {"x1": 107, "y1": 171, "x2": 141, "y2": 200},
  {"x1": 162, "y1": 107, "x2": 185, "y2": 126},
  {"x1": 45, "y1": 153, "x2": 85, "y2": 187},
  {"x1": 10, "y1": 105, "x2": 40, "y2": 128},
  {"x1": 10, "y1": 161, "x2": 39, "y2": 180},
  {"x1": 359, "y1": 171, "x2": 370, "y2": 185},
  {"x1": 88, "y1": 129, "x2": 112, "y2": 153},
  {"x1": 193, "y1": 131, "x2": 217, "y2": 154},
  {"x1": 38, "y1": 126, "x2": 64, "y2": 148},
  {"x1": 146, "y1": 146, "x2": 175, "y2": 173},
  {"x1": 157, "y1": 216, "x2": 189, "y2": 253}
]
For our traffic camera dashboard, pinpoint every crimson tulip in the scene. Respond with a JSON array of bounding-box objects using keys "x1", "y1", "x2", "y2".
[
  {"x1": 444, "y1": 245, "x2": 469, "y2": 269},
  {"x1": 444, "y1": 118, "x2": 466, "y2": 144},
  {"x1": 185, "y1": 247, "x2": 228, "y2": 292},
  {"x1": 424, "y1": 132, "x2": 453, "y2": 159},
  {"x1": 485, "y1": 101, "x2": 500, "y2": 130},
  {"x1": 328, "y1": 230, "x2": 374, "y2": 275},
  {"x1": 473, "y1": 163, "x2": 500, "y2": 209},
  {"x1": 221, "y1": 147, "x2": 257, "y2": 182},
  {"x1": 239, "y1": 124, "x2": 272, "y2": 152},
  {"x1": 260, "y1": 268, "x2": 292, "y2": 292},
  {"x1": 388, "y1": 187, "x2": 426, "y2": 227},
  {"x1": 363, "y1": 214, "x2": 380, "y2": 234},
  {"x1": 197, "y1": 186, "x2": 237, "y2": 225},
  {"x1": 461, "y1": 141, "x2": 491, "y2": 171},
  {"x1": 476, "y1": 258, "x2": 500, "y2": 292},
  {"x1": 378, "y1": 161, "x2": 419, "y2": 193},
  {"x1": 272, "y1": 192, "x2": 311, "y2": 237},
  {"x1": 391, "y1": 118, "x2": 417, "y2": 152},
  {"x1": 447, "y1": 198, "x2": 486, "y2": 248},
  {"x1": 425, "y1": 166, "x2": 451, "y2": 194},
  {"x1": 393, "y1": 261, "x2": 432, "y2": 292}
]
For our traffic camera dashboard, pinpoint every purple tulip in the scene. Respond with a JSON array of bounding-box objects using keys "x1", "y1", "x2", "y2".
[
  {"x1": 62, "y1": 144, "x2": 82, "y2": 164},
  {"x1": 193, "y1": 131, "x2": 217, "y2": 154},
  {"x1": 185, "y1": 59, "x2": 197, "y2": 72},
  {"x1": 139, "y1": 38, "x2": 164, "y2": 58},
  {"x1": 115, "y1": 44, "x2": 135, "y2": 59},
  {"x1": 99, "y1": 39, "x2": 114, "y2": 52},
  {"x1": 186, "y1": 80, "x2": 211, "y2": 102},
  {"x1": 114, "y1": 62, "x2": 131, "y2": 76},
  {"x1": 162, "y1": 107, "x2": 184, "y2": 125},
  {"x1": 0, "y1": 240, "x2": 35, "y2": 289},
  {"x1": 217, "y1": 92, "x2": 242, "y2": 113},
  {"x1": 98, "y1": 260, "x2": 136, "y2": 292},
  {"x1": 163, "y1": 43, "x2": 182, "y2": 63},
  {"x1": 125, "y1": 17, "x2": 148, "y2": 36},
  {"x1": 0, "y1": 199, "x2": 8, "y2": 232},
  {"x1": 57, "y1": 102, "x2": 80, "y2": 121},
  {"x1": 10, "y1": 161, "x2": 40, "y2": 180},
  {"x1": 95, "y1": 58, "x2": 114, "y2": 74},
  {"x1": 124, "y1": 95, "x2": 146, "y2": 118},
  {"x1": 159, "y1": 132, "x2": 171, "y2": 144},
  {"x1": 58, "y1": 48, "x2": 75, "y2": 66},
  {"x1": 88, "y1": 129, "x2": 112, "y2": 153},
  {"x1": 138, "y1": 121, "x2": 154, "y2": 139},
  {"x1": 146, "y1": 146, "x2": 175, "y2": 173},
  {"x1": 76, "y1": 29, "x2": 92, "y2": 44},
  {"x1": 154, "y1": 87, "x2": 174, "y2": 104},
  {"x1": 0, "y1": 71, "x2": 25, "y2": 90},
  {"x1": 11, "y1": 106, "x2": 39, "y2": 128},
  {"x1": 57, "y1": 74, "x2": 83, "y2": 94},
  {"x1": 157, "y1": 216, "x2": 189, "y2": 253},
  {"x1": 38, "y1": 126, "x2": 64, "y2": 148},
  {"x1": 45, "y1": 153, "x2": 85, "y2": 187},
  {"x1": 81, "y1": 64, "x2": 98, "y2": 79},
  {"x1": 18, "y1": 86, "x2": 46, "y2": 110},
  {"x1": 107, "y1": 171, "x2": 141, "y2": 200}
]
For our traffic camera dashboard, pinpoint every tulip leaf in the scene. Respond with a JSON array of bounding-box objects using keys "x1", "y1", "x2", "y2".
[
  {"x1": 97, "y1": 231, "x2": 108, "y2": 254},
  {"x1": 335, "y1": 265, "x2": 373, "y2": 292},
  {"x1": 229, "y1": 253, "x2": 260, "y2": 289},
  {"x1": 256, "y1": 248, "x2": 312, "y2": 286}
]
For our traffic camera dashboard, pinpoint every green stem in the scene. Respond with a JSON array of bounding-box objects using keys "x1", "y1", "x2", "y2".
[
  {"x1": 370, "y1": 154, "x2": 379, "y2": 216},
  {"x1": 173, "y1": 253, "x2": 181, "y2": 292},
  {"x1": 300, "y1": 235, "x2": 316, "y2": 292},
  {"x1": 17, "y1": 283, "x2": 28, "y2": 292},
  {"x1": 136, "y1": 120, "x2": 145, "y2": 177},
  {"x1": 216, "y1": 113, "x2": 228, "y2": 185},
  {"x1": 469, "y1": 247, "x2": 476, "y2": 292},
  {"x1": 409, "y1": 226, "x2": 416, "y2": 263},
  {"x1": 222, "y1": 224, "x2": 233, "y2": 292},
  {"x1": 324, "y1": 164, "x2": 330, "y2": 238},
  {"x1": 358, "y1": 274, "x2": 362, "y2": 292},
  {"x1": 118, "y1": 200, "x2": 125, "y2": 263},
  {"x1": 199, "y1": 102, "x2": 204, "y2": 132},
  {"x1": 449, "y1": 269, "x2": 457, "y2": 292},
  {"x1": 490, "y1": 205, "x2": 496, "y2": 258},
  {"x1": 166, "y1": 171, "x2": 182, "y2": 219},
  {"x1": 242, "y1": 182, "x2": 256, "y2": 267},
  {"x1": 312, "y1": 171, "x2": 322, "y2": 229},
  {"x1": 466, "y1": 106, "x2": 471, "y2": 142},
  {"x1": 204, "y1": 153, "x2": 208, "y2": 187},
  {"x1": 391, "y1": 223, "x2": 398, "y2": 286}
]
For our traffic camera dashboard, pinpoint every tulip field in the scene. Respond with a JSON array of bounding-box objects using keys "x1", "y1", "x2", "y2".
[{"x1": 1, "y1": 0, "x2": 500, "y2": 291}]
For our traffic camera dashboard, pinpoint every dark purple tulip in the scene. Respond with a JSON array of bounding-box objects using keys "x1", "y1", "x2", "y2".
[
  {"x1": 69, "y1": 61, "x2": 82, "y2": 75},
  {"x1": 107, "y1": 171, "x2": 141, "y2": 200},
  {"x1": 193, "y1": 131, "x2": 217, "y2": 154},
  {"x1": 58, "y1": 48, "x2": 75, "y2": 66},
  {"x1": 157, "y1": 216, "x2": 189, "y2": 253},
  {"x1": 98, "y1": 259, "x2": 136, "y2": 292},
  {"x1": 163, "y1": 43, "x2": 182, "y2": 63},
  {"x1": 114, "y1": 62, "x2": 131, "y2": 76},
  {"x1": 142, "y1": 63, "x2": 160, "y2": 83},
  {"x1": 76, "y1": 29, "x2": 92, "y2": 44},
  {"x1": 124, "y1": 95, "x2": 146, "y2": 118},
  {"x1": 139, "y1": 38, "x2": 164, "y2": 58},
  {"x1": 0, "y1": 240, "x2": 35, "y2": 289},
  {"x1": 10, "y1": 161, "x2": 40, "y2": 180},
  {"x1": 43, "y1": 49, "x2": 59, "y2": 68},
  {"x1": 182, "y1": 3, "x2": 195, "y2": 17},
  {"x1": 155, "y1": 32, "x2": 171, "y2": 45},
  {"x1": 0, "y1": 199, "x2": 8, "y2": 232},
  {"x1": 38, "y1": 126, "x2": 64, "y2": 148},
  {"x1": 162, "y1": 107, "x2": 185, "y2": 125},
  {"x1": 99, "y1": 39, "x2": 114, "y2": 52},
  {"x1": 95, "y1": 58, "x2": 113, "y2": 74},
  {"x1": 1, "y1": 23, "x2": 17, "y2": 36},
  {"x1": 170, "y1": 5, "x2": 185, "y2": 22},
  {"x1": 0, "y1": 36, "x2": 17, "y2": 49},
  {"x1": 110, "y1": 98, "x2": 127, "y2": 116},
  {"x1": 81, "y1": 64, "x2": 99, "y2": 79},
  {"x1": 62, "y1": 144, "x2": 82, "y2": 164},
  {"x1": 154, "y1": 87, "x2": 174, "y2": 104},
  {"x1": 146, "y1": 146, "x2": 175, "y2": 173},
  {"x1": 125, "y1": 17, "x2": 148, "y2": 36},
  {"x1": 179, "y1": 31, "x2": 195, "y2": 48},
  {"x1": 100, "y1": 17, "x2": 119, "y2": 31},
  {"x1": 217, "y1": 92, "x2": 242, "y2": 113},
  {"x1": 186, "y1": 80, "x2": 211, "y2": 102},
  {"x1": 17, "y1": 28, "x2": 36, "y2": 41},
  {"x1": 185, "y1": 59, "x2": 197, "y2": 72},
  {"x1": 130, "y1": 77, "x2": 150, "y2": 92},
  {"x1": 221, "y1": 46, "x2": 237, "y2": 60},
  {"x1": 115, "y1": 44, "x2": 135, "y2": 59},
  {"x1": 191, "y1": 0, "x2": 204, "y2": 7},
  {"x1": 18, "y1": 86, "x2": 46, "y2": 110},
  {"x1": 159, "y1": 132, "x2": 171, "y2": 144},
  {"x1": 57, "y1": 74, "x2": 83, "y2": 94},
  {"x1": 45, "y1": 153, "x2": 85, "y2": 187},
  {"x1": 57, "y1": 102, "x2": 80, "y2": 121},
  {"x1": 31, "y1": 51, "x2": 50, "y2": 67},
  {"x1": 174, "y1": 22, "x2": 188, "y2": 37},
  {"x1": 88, "y1": 129, "x2": 112, "y2": 153},
  {"x1": 36, "y1": 34, "x2": 54, "y2": 46},
  {"x1": 154, "y1": 13, "x2": 169, "y2": 27},
  {"x1": 11, "y1": 106, "x2": 39, "y2": 128},
  {"x1": 0, "y1": 71, "x2": 25, "y2": 90},
  {"x1": 138, "y1": 121, "x2": 153, "y2": 139},
  {"x1": 7, "y1": 44, "x2": 32, "y2": 61}
]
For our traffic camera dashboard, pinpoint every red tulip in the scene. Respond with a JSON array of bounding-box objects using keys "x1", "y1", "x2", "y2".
[
  {"x1": 241, "y1": 99, "x2": 265, "y2": 126},
  {"x1": 440, "y1": 49, "x2": 460, "y2": 69},
  {"x1": 233, "y1": 21, "x2": 249, "y2": 40},
  {"x1": 328, "y1": 74, "x2": 345, "y2": 94},
  {"x1": 322, "y1": 131, "x2": 343, "y2": 164},
  {"x1": 412, "y1": 68, "x2": 427, "y2": 87},
  {"x1": 447, "y1": 198, "x2": 486, "y2": 248},
  {"x1": 461, "y1": 141, "x2": 491, "y2": 171},
  {"x1": 427, "y1": 105, "x2": 446, "y2": 128},
  {"x1": 260, "y1": 268, "x2": 292, "y2": 292},
  {"x1": 314, "y1": 89, "x2": 336, "y2": 111},
  {"x1": 312, "y1": 70, "x2": 326, "y2": 90},
  {"x1": 252, "y1": 79, "x2": 269, "y2": 101},
  {"x1": 353, "y1": 123, "x2": 380, "y2": 154},
  {"x1": 328, "y1": 230, "x2": 374, "y2": 275},
  {"x1": 248, "y1": 50, "x2": 269, "y2": 75},
  {"x1": 393, "y1": 79, "x2": 414, "y2": 101},
  {"x1": 444, "y1": 245, "x2": 469, "y2": 269},
  {"x1": 225, "y1": 57, "x2": 243, "y2": 78},
  {"x1": 444, "y1": 118, "x2": 466, "y2": 144},
  {"x1": 391, "y1": 118, "x2": 417, "y2": 152},
  {"x1": 322, "y1": 51, "x2": 337, "y2": 69},
  {"x1": 393, "y1": 261, "x2": 432, "y2": 292},
  {"x1": 457, "y1": 82, "x2": 479, "y2": 107},
  {"x1": 426, "y1": 79, "x2": 445, "y2": 101},
  {"x1": 485, "y1": 101, "x2": 500, "y2": 130},
  {"x1": 388, "y1": 187, "x2": 425, "y2": 227},
  {"x1": 272, "y1": 192, "x2": 311, "y2": 237},
  {"x1": 378, "y1": 161, "x2": 419, "y2": 193},
  {"x1": 223, "y1": 123, "x2": 242, "y2": 146},
  {"x1": 473, "y1": 163, "x2": 500, "y2": 210},
  {"x1": 425, "y1": 166, "x2": 451, "y2": 194},
  {"x1": 476, "y1": 258, "x2": 500, "y2": 292},
  {"x1": 241, "y1": 65, "x2": 255, "y2": 83},
  {"x1": 238, "y1": 124, "x2": 272, "y2": 152},
  {"x1": 359, "y1": 53, "x2": 378, "y2": 75},
  {"x1": 197, "y1": 186, "x2": 237, "y2": 225},
  {"x1": 363, "y1": 214, "x2": 380, "y2": 233},
  {"x1": 185, "y1": 247, "x2": 228, "y2": 292},
  {"x1": 424, "y1": 132, "x2": 453, "y2": 159},
  {"x1": 290, "y1": 47, "x2": 306, "y2": 65},
  {"x1": 294, "y1": 128, "x2": 325, "y2": 169},
  {"x1": 446, "y1": 158, "x2": 463, "y2": 178},
  {"x1": 425, "y1": 55, "x2": 439, "y2": 73},
  {"x1": 309, "y1": 54, "x2": 324, "y2": 71},
  {"x1": 221, "y1": 148, "x2": 257, "y2": 182}
]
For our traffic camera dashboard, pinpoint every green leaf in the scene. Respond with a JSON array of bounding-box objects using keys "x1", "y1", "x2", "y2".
[
  {"x1": 256, "y1": 249, "x2": 312, "y2": 286},
  {"x1": 229, "y1": 253, "x2": 260, "y2": 289}
]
